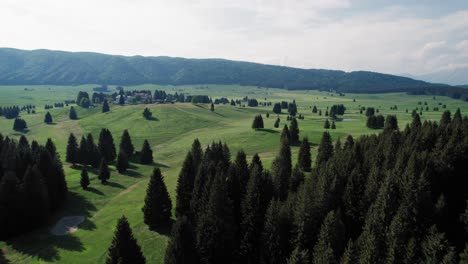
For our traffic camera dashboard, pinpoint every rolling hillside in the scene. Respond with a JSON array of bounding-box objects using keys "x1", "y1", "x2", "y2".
[{"x1": 0, "y1": 48, "x2": 433, "y2": 92}]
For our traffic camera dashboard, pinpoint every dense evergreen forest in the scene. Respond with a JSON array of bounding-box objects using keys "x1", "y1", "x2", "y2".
[
  {"x1": 0, "y1": 136, "x2": 67, "y2": 239},
  {"x1": 164, "y1": 110, "x2": 467, "y2": 263}
]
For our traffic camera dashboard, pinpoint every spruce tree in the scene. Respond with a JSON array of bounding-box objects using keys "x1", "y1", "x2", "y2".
[
  {"x1": 45, "y1": 138, "x2": 57, "y2": 158},
  {"x1": 119, "y1": 90, "x2": 125, "y2": 105},
  {"x1": 21, "y1": 165, "x2": 50, "y2": 227},
  {"x1": 324, "y1": 119, "x2": 330, "y2": 129},
  {"x1": 298, "y1": 137, "x2": 311, "y2": 172},
  {"x1": 44, "y1": 112, "x2": 53, "y2": 124},
  {"x1": 69, "y1": 106, "x2": 78, "y2": 119},
  {"x1": 98, "y1": 128, "x2": 117, "y2": 162},
  {"x1": 190, "y1": 138, "x2": 203, "y2": 169},
  {"x1": 210, "y1": 103, "x2": 214, "y2": 112},
  {"x1": 281, "y1": 124, "x2": 291, "y2": 142},
  {"x1": 142, "y1": 168, "x2": 172, "y2": 230},
  {"x1": 164, "y1": 216, "x2": 199, "y2": 264},
  {"x1": 274, "y1": 137, "x2": 292, "y2": 201},
  {"x1": 116, "y1": 151, "x2": 129, "y2": 174},
  {"x1": 98, "y1": 158, "x2": 110, "y2": 184},
  {"x1": 66, "y1": 133, "x2": 79, "y2": 165},
  {"x1": 290, "y1": 165, "x2": 305, "y2": 192},
  {"x1": 340, "y1": 240, "x2": 356, "y2": 264},
  {"x1": 289, "y1": 117, "x2": 300, "y2": 144},
  {"x1": 312, "y1": 210, "x2": 345, "y2": 264},
  {"x1": 119, "y1": 129, "x2": 135, "y2": 157},
  {"x1": 140, "y1": 139, "x2": 153, "y2": 165},
  {"x1": 331, "y1": 121, "x2": 336, "y2": 129},
  {"x1": 78, "y1": 136, "x2": 88, "y2": 165},
  {"x1": 143, "y1": 108, "x2": 152, "y2": 120},
  {"x1": 102, "y1": 99, "x2": 110, "y2": 113},
  {"x1": 106, "y1": 216, "x2": 146, "y2": 264},
  {"x1": 316, "y1": 131, "x2": 334, "y2": 166},
  {"x1": 287, "y1": 247, "x2": 310, "y2": 264},
  {"x1": 274, "y1": 117, "x2": 280, "y2": 128},
  {"x1": 80, "y1": 168, "x2": 90, "y2": 189},
  {"x1": 175, "y1": 152, "x2": 196, "y2": 218}
]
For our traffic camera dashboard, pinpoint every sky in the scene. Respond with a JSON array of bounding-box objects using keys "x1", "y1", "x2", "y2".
[{"x1": 1, "y1": 0, "x2": 467, "y2": 76}]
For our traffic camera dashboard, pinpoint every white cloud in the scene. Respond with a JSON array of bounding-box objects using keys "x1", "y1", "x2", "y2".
[{"x1": 0, "y1": 0, "x2": 467, "y2": 75}]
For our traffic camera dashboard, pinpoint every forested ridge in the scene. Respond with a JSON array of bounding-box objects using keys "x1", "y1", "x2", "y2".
[
  {"x1": 0, "y1": 48, "x2": 432, "y2": 92},
  {"x1": 166, "y1": 110, "x2": 468, "y2": 263}
]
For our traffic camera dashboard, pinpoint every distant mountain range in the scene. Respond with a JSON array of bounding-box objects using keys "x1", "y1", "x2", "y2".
[
  {"x1": 0, "y1": 48, "x2": 439, "y2": 93},
  {"x1": 415, "y1": 67, "x2": 468, "y2": 86}
]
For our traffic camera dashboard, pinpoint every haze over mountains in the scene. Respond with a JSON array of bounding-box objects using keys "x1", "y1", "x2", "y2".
[{"x1": 0, "y1": 48, "x2": 439, "y2": 93}]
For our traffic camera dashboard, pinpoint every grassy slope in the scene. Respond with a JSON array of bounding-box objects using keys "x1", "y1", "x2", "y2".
[{"x1": 0, "y1": 84, "x2": 467, "y2": 263}]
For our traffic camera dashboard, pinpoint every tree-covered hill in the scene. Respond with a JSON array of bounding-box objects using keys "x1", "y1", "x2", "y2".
[{"x1": 0, "y1": 48, "x2": 434, "y2": 92}]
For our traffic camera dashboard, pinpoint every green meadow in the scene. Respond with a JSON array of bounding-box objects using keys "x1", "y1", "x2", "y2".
[{"x1": 0, "y1": 84, "x2": 467, "y2": 263}]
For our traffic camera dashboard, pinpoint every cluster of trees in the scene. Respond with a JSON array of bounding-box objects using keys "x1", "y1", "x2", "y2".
[
  {"x1": 163, "y1": 109, "x2": 468, "y2": 263},
  {"x1": 273, "y1": 103, "x2": 282, "y2": 114},
  {"x1": 214, "y1": 98, "x2": 229, "y2": 104},
  {"x1": 191, "y1": 95, "x2": 211, "y2": 104},
  {"x1": 0, "y1": 135, "x2": 67, "y2": 239},
  {"x1": 44, "y1": 104, "x2": 54, "y2": 110},
  {"x1": 92, "y1": 92, "x2": 107, "y2": 104},
  {"x1": 53, "y1": 103, "x2": 65, "y2": 108},
  {"x1": 247, "y1": 99, "x2": 259, "y2": 107},
  {"x1": 367, "y1": 115, "x2": 385, "y2": 129},
  {"x1": 252, "y1": 115, "x2": 264, "y2": 129},
  {"x1": 288, "y1": 101, "x2": 297, "y2": 116},
  {"x1": 329, "y1": 104, "x2": 346, "y2": 119},
  {"x1": 13, "y1": 118, "x2": 28, "y2": 131},
  {"x1": 77, "y1": 91, "x2": 91, "y2": 108},
  {"x1": 154, "y1": 90, "x2": 185, "y2": 102},
  {"x1": 0, "y1": 106, "x2": 20, "y2": 119},
  {"x1": 324, "y1": 119, "x2": 337, "y2": 129},
  {"x1": 273, "y1": 101, "x2": 297, "y2": 115}
]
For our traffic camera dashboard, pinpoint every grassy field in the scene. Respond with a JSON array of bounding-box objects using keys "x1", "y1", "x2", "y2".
[{"x1": 0, "y1": 84, "x2": 467, "y2": 263}]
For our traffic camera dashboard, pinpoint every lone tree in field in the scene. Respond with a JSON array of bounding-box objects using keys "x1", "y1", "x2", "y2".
[
  {"x1": 273, "y1": 103, "x2": 282, "y2": 114},
  {"x1": 13, "y1": 118, "x2": 27, "y2": 131},
  {"x1": 140, "y1": 140, "x2": 153, "y2": 165},
  {"x1": 324, "y1": 119, "x2": 330, "y2": 129},
  {"x1": 44, "y1": 112, "x2": 53, "y2": 124},
  {"x1": 80, "y1": 168, "x2": 90, "y2": 190},
  {"x1": 142, "y1": 168, "x2": 172, "y2": 230},
  {"x1": 252, "y1": 115, "x2": 264, "y2": 129},
  {"x1": 69, "y1": 106, "x2": 78, "y2": 120},
  {"x1": 119, "y1": 129, "x2": 135, "y2": 157},
  {"x1": 116, "y1": 151, "x2": 129, "y2": 174},
  {"x1": 143, "y1": 108, "x2": 152, "y2": 120},
  {"x1": 164, "y1": 216, "x2": 198, "y2": 264},
  {"x1": 210, "y1": 103, "x2": 215, "y2": 112},
  {"x1": 98, "y1": 158, "x2": 110, "y2": 184},
  {"x1": 331, "y1": 121, "x2": 336, "y2": 129},
  {"x1": 298, "y1": 137, "x2": 311, "y2": 172},
  {"x1": 102, "y1": 99, "x2": 110, "y2": 113},
  {"x1": 66, "y1": 133, "x2": 79, "y2": 165},
  {"x1": 274, "y1": 117, "x2": 280, "y2": 128},
  {"x1": 106, "y1": 216, "x2": 146, "y2": 264}
]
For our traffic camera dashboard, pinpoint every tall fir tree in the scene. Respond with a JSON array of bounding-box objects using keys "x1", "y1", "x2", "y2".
[
  {"x1": 140, "y1": 139, "x2": 153, "y2": 165},
  {"x1": 66, "y1": 133, "x2": 79, "y2": 165},
  {"x1": 175, "y1": 152, "x2": 196, "y2": 218},
  {"x1": 106, "y1": 216, "x2": 146, "y2": 264},
  {"x1": 312, "y1": 210, "x2": 345, "y2": 264},
  {"x1": 69, "y1": 106, "x2": 78, "y2": 120},
  {"x1": 210, "y1": 102, "x2": 215, "y2": 112},
  {"x1": 316, "y1": 131, "x2": 334, "y2": 167},
  {"x1": 98, "y1": 158, "x2": 110, "y2": 184},
  {"x1": 289, "y1": 117, "x2": 300, "y2": 144},
  {"x1": 142, "y1": 168, "x2": 172, "y2": 230},
  {"x1": 273, "y1": 137, "x2": 292, "y2": 201},
  {"x1": 21, "y1": 165, "x2": 50, "y2": 228},
  {"x1": 116, "y1": 151, "x2": 129, "y2": 174},
  {"x1": 98, "y1": 128, "x2": 117, "y2": 162},
  {"x1": 44, "y1": 111, "x2": 53, "y2": 124},
  {"x1": 80, "y1": 168, "x2": 90, "y2": 189},
  {"x1": 119, "y1": 129, "x2": 134, "y2": 157},
  {"x1": 102, "y1": 99, "x2": 110, "y2": 113},
  {"x1": 297, "y1": 137, "x2": 311, "y2": 172},
  {"x1": 164, "y1": 216, "x2": 199, "y2": 264}
]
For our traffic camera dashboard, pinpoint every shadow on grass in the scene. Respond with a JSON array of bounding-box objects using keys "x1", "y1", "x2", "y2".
[
  {"x1": 154, "y1": 162, "x2": 170, "y2": 168},
  {"x1": 105, "y1": 181, "x2": 125, "y2": 189},
  {"x1": 256, "y1": 128, "x2": 279, "y2": 134},
  {"x1": 149, "y1": 219, "x2": 175, "y2": 236},
  {"x1": 6, "y1": 192, "x2": 95, "y2": 262},
  {"x1": 146, "y1": 117, "x2": 160, "y2": 121},
  {"x1": 86, "y1": 187, "x2": 105, "y2": 196},
  {"x1": 12, "y1": 129, "x2": 30, "y2": 134},
  {"x1": 122, "y1": 170, "x2": 143, "y2": 178}
]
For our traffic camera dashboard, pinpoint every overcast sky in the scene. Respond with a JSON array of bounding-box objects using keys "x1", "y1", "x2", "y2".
[{"x1": 1, "y1": 0, "x2": 467, "y2": 75}]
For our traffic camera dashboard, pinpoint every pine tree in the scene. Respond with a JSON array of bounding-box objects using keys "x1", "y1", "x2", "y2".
[
  {"x1": 66, "y1": 133, "x2": 79, "y2": 165},
  {"x1": 340, "y1": 240, "x2": 356, "y2": 264},
  {"x1": 87, "y1": 133, "x2": 101, "y2": 168},
  {"x1": 106, "y1": 216, "x2": 146, "y2": 264},
  {"x1": 69, "y1": 106, "x2": 78, "y2": 119},
  {"x1": 119, "y1": 129, "x2": 134, "y2": 157},
  {"x1": 274, "y1": 117, "x2": 280, "y2": 128},
  {"x1": 164, "y1": 216, "x2": 199, "y2": 264},
  {"x1": 273, "y1": 103, "x2": 282, "y2": 114},
  {"x1": 21, "y1": 165, "x2": 50, "y2": 227},
  {"x1": 98, "y1": 158, "x2": 110, "y2": 184},
  {"x1": 102, "y1": 99, "x2": 110, "y2": 113},
  {"x1": 210, "y1": 102, "x2": 215, "y2": 112},
  {"x1": 175, "y1": 152, "x2": 196, "y2": 218},
  {"x1": 119, "y1": 90, "x2": 125, "y2": 105},
  {"x1": 420, "y1": 225, "x2": 456, "y2": 264},
  {"x1": 143, "y1": 108, "x2": 152, "y2": 120},
  {"x1": 142, "y1": 168, "x2": 172, "y2": 230},
  {"x1": 190, "y1": 139, "x2": 203, "y2": 169},
  {"x1": 331, "y1": 121, "x2": 336, "y2": 129},
  {"x1": 274, "y1": 137, "x2": 292, "y2": 201},
  {"x1": 290, "y1": 117, "x2": 300, "y2": 144},
  {"x1": 312, "y1": 210, "x2": 345, "y2": 264},
  {"x1": 316, "y1": 131, "x2": 334, "y2": 166},
  {"x1": 116, "y1": 151, "x2": 129, "y2": 174},
  {"x1": 298, "y1": 137, "x2": 311, "y2": 172},
  {"x1": 281, "y1": 124, "x2": 291, "y2": 142},
  {"x1": 80, "y1": 168, "x2": 90, "y2": 189},
  {"x1": 287, "y1": 247, "x2": 310, "y2": 264},
  {"x1": 44, "y1": 112, "x2": 53, "y2": 124},
  {"x1": 13, "y1": 118, "x2": 27, "y2": 131},
  {"x1": 290, "y1": 165, "x2": 305, "y2": 192},
  {"x1": 78, "y1": 136, "x2": 88, "y2": 164},
  {"x1": 140, "y1": 140, "x2": 153, "y2": 165},
  {"x1": 324, "y1": 119, "x2": 330, "y2": 129},
  {"x1": 196, "y1": 172, "x2": 236, "y2": 264},
  {"x1": 98, "y1": 128, "x2": 117, "y2": 162}
]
